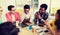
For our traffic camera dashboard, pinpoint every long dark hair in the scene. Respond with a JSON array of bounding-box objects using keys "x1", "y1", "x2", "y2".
[
  {"x1": 55, "y1": 9, "x2": 60, "y2": 30},
  {"x1": 0, "y1": 22, "x2": 19, "y2": 35}
]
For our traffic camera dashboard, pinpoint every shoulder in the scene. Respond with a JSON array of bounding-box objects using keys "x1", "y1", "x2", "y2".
[
  {"x1": 15, "y1": 12, "x2": 20, "y2": 15},
  {"x1": 6, "y1": 12, "x2": 10, "y2": 15},
  {"x1": 35, "y1": 11, "x2": 39, "y2": 15},
  {"x1": 51, "y1": 19, "x2": 56, "y2": 24},
  {"x1": 15, "y1": 12, "x2": 19, "y2": 14},
  {"x1": 50, "y1": 19, "x2": 56, "y2": 27},
  {"x1": 44, "y1": 12, "x2": 48, "y2": 15}
]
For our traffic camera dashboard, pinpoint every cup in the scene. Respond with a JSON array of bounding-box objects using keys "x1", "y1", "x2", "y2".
[{"x1": 29, "y1": 25, "x2": 32, "y2": 30}]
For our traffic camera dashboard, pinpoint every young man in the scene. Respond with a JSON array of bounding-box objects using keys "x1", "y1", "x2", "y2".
[
  {"x1": 34, "y1": 4, "x2": 48, "y2": 25},
  {"x1": 33, "y1": 4, "x2": 55, "y2": 35},
  {"x1": 6, "y1": 5, "x2": 21, "y2": 26},
  {"x1": 21, "y1": 5, "x2": 32, "y2": 27}
]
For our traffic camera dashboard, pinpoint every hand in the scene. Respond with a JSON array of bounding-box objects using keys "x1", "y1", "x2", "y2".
[
  {"x1": 37, "y1": 13, "x2": 42, "y2": 19},
  {"x1": 23, "y1": 18, "x2": 30, "y2": 23}
]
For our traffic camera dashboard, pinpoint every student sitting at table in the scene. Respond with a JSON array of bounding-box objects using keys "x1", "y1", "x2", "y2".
[
  {"x1": 6, "y1": 5, "x2": 21, "y2": 26},
  {"x1": 0, "y1": 22, "x2": 19, "y2": 35},
  {"x1": 50, "y1": 9, "x2": 60, "y2": 35},
  {"x1": 21, "y1": 5, "x2": 32, "y2": 27},
  {"x1": 34, "y1": 4, "x2": 48, "y2": 25},
  {"x1": 33, "y1": 4, "x2": 55, "y2": 35}
]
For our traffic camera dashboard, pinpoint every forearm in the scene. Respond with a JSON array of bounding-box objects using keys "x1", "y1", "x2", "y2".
[
  {"x1": 46, "y1": 24, "x2": 56, "y2": 35},
  {"x1": 43, "y1": 20, "x2": 56, "y2": 35}
]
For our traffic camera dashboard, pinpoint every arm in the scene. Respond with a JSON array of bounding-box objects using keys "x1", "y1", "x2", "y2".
[
  {"x1": 32, "y1": 27, "x2": 39, "y2": 35},
  {"x1": 16, "y1": 13, "x2": 21, "y2": 22},
  {"x1": 34, "y1": 12, "x2": 39, "y2": 25},
  {"x1": 44, "y1": 20, "x2": 56, "y2": 35},
  {"x1": 6, "y1": 13, "x2": 11, "y2": 22}
]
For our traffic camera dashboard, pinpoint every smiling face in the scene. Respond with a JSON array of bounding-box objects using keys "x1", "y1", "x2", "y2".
[
  {"x1": 24, "y1": 9, "x2": 30, "y2": 14},
  {"x1": 39, "y1": 7, "x2": 45, "y2": 13},
  {"x1": 10, "y1": 7, "x2": 16, "y2": 14}
]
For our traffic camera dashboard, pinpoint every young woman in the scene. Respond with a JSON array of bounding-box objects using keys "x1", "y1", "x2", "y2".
[{"x1": 51, "y1": 9, "x2": 60, "y2": 35}]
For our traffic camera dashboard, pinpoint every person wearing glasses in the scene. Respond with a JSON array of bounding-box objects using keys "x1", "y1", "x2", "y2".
[{"x1": 6, "y1": 5, "x2": 21, "y2": 26}]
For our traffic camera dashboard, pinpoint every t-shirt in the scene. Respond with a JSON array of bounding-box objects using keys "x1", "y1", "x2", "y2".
[
  {"x1": 12, "y1": 14, "x2": 15, "y2": 22},
  {"x1": 21, "y1": 12, "x2": 33, "y2": 23},
  {"x1": 34, "y1": 12, "x2": 48, "y2": 25}
]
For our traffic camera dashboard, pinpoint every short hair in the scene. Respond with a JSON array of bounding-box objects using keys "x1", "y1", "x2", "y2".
[
  {"x1": 8, "y1": 5, "x2": 14, "y2": 11},
  {"x1": 0, "y1": 22, "x2": 19, "y2": 35},
  {"x1": 40, "y1": 4, "x2": 48, "y2": 10},
  {"x1": 24, "y1": 5, "x2": 30, "y2": 9}
]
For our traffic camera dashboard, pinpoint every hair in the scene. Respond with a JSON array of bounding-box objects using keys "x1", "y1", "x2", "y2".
[
  {"x1": 55, "y1": 9, "x2": 60, "y2": 30},
  {"x1": 56, "y1": 9, "x2": 60, "y2": 17},
  {"x1": 24, "y1": 5, "x2": 30, "y2": 9},
  {"x1": 8, "y1": 5, "x2": 14, "y2": 11},
  {"x1": 40, "y1": 4, "x2": 48, "y2": 10},
  {"x1": 0, "y1": 22, "x2": 19, "y2": 35}
]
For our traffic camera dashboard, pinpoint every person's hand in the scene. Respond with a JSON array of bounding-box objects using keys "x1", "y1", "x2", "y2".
[
  {"x1": 37, "y1": 13, "x2": 42, "y2": 19},
  {"x1": 23, "y1": 18, "x2": 30, "y2": 23}
]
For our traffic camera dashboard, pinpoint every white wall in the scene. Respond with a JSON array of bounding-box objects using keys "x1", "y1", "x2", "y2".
[
  {"x1": 0, "y1": 0, "x2": 16, "y2": 22},
  {"x1": 51, "y1": 0, "x2": 60, "y2": 8},
  {"x1": 51, "y1": 0, "x2": 60, "y2": 14},
  {"x1": 0, "y1": 0, "x2": 16, "y2": 13}
]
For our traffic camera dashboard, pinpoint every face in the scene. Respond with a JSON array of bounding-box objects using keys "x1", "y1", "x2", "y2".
[
  {"x1": 24, "y1": 9, "x2": 30, "y2": 14},
  {"x1": 11, "y1": 7, "x2": 16, "y2": 14},
  {"x1": 55, "y1": 13, "x2": 59, "y2": 20},
  {"x1": 0, "y1": 8, "x2": 3, "y2": 16},
  {"x1": 39, "y1": 7, "x2": 45, "y2": 13}
]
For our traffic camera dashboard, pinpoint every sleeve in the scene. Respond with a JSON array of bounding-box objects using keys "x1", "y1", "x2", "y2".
[
  {"x1": 17, "y1": 13, "x2": 21, "y2": 22},
  {"x1": 20, "y1": 13, "x2": 25, "y2": 23},
  {"x1": 6, "y1": 13, "x2": 11, "y2": 22},
  {"x1": 34, "y1": 12, "x2": 38, "y2": 24}
]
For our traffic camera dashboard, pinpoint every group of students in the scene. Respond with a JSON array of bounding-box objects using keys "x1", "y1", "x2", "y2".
[{"x1": 0, "y1": 3, "x2": 60, "y2": 35}]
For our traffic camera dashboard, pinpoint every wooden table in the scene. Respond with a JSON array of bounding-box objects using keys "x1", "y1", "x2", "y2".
[
  {"x1": 18, "y1": 27, "x2": 38, "y2": 35},
  {"x1": 18, "y1": 20, "x2": 50, "y2": 35}
]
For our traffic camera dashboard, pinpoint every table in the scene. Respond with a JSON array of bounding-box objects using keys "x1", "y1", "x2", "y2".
[
  {"x1": 18, "y1": 27, "x2": 38, "y2": 35},
  {"x1": 18, "y1": 20, "x2": 50, "y2": 35}
]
